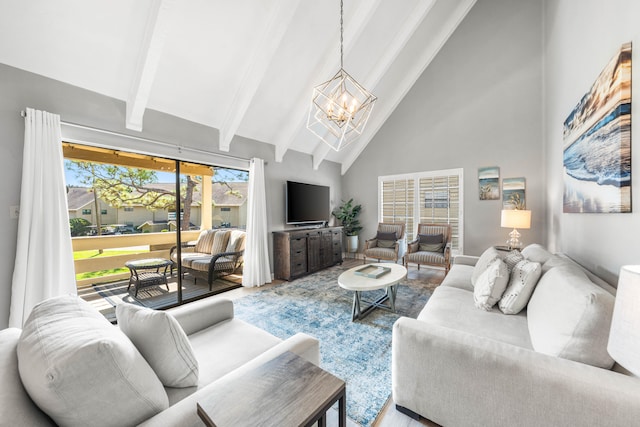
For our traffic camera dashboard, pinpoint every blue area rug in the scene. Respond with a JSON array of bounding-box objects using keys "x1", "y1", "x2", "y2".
[{"x1": 233, "y1": 264, "x2": 436, "y2": 426}]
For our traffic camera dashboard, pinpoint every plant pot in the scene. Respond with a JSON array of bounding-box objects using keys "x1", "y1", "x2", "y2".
[{"x1": 345, "y1": 235, "x2": 359, "y2": 253}]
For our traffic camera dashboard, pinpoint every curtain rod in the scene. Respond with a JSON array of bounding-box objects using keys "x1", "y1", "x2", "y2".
[{"x1": 20, "y1": 110, "x2": 251, "y2": 163}]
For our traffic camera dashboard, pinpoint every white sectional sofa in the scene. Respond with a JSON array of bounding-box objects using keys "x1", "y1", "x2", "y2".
[
  {"x1": 392, "y1": 244, "x2": 640, "y2": 427},
  {"x1": 1, "y1": 295, "x2": 319, "y2": 426}
]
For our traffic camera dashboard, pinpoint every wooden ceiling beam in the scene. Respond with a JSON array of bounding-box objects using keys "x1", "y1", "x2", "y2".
[{"x1": 62, "y1": 143, "x2": 213, "y2": 176}]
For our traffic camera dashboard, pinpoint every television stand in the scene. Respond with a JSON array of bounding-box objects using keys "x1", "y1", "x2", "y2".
[{"x1": 273, "y1": 227, "x2": 343, "y2": 280}]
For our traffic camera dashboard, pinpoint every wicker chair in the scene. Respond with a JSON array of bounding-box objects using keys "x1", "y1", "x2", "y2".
[
  {"x1": 170, "y1": 229, "x2": 246, "y2": 290},
  {"x1": 363, "y1": 223, "x2": 406, "y2": 264},
  {"x1": 404, "y1": 223, "x2": 452, "y2": 274}
]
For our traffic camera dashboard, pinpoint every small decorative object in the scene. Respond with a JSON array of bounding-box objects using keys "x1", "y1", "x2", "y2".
[
  {"x1": 354, "y1": 265, "x2": 391, "y2": 278},
  {"x1": 478, "y1": 167, "x2": 500, "y2": 200},
  {"x1": 332, "y1": 198, "x2": 362, "y2": 254},
  {"x1": 563, "y1": 42, "x2": 632, "y2": 213},
  {"x1": 608, "y1": 265, "x2": 640, "y2": 376},
  {"x1": 500, "y1": 209, "x2": 531, "y2": 250},
  {"x1": 502, "y1": 177, "x2": 526, "y2": 210},
  {"x1": 307, "y1": 0, "x2": 377, "y2": 151}
]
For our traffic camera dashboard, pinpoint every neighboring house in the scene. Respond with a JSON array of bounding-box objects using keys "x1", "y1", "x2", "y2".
[{"x1": 67, "y1": 181, "x2": 248, "y2": 232}]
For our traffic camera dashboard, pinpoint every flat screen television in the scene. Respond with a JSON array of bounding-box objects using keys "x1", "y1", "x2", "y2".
[{"x1": 286, "y1": 180, "x2": 330, "y2": 225}]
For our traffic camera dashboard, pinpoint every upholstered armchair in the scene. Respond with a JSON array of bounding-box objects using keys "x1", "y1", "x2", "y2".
[
  {"x1": 404, "y1": 223, "x2": 452, "y2": 273},
  {"x1": 363, "y1": 223, "x2": 406, "y2": 264}
]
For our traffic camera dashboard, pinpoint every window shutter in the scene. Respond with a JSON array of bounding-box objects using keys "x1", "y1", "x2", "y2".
[{"x1": 379, "y1": 169, "x2": 463, "y2": 253}]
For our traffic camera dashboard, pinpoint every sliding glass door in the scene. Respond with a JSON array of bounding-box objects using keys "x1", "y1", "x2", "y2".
[{"x1": 65, "y1": 143, "x2": 248, "y2": 320}]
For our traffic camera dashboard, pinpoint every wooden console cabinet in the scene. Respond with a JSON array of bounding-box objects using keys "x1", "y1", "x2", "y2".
[{"x1": 273, "y1": 227, "x2": 343, "y2": 281}]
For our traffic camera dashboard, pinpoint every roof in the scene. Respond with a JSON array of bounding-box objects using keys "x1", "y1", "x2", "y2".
[{"x1": 67, "y1": 181, "x2": 248, "y2": 210}]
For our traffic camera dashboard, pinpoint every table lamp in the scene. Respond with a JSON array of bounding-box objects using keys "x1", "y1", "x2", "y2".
[
  {"x1": 608, "y1": 265, "x2": 640, "y2": 376},
  {"x1": 500, "y1": 209, "x2": 531, "y2": 250}
]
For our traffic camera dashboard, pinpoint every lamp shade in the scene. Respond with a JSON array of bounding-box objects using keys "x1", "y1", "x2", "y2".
[
  {"x1": 608, "y1": 265, "x2": 640, "y2": 376},
  {"x1": 500, "y1": 210, "x2": 531, "y2": 229}
]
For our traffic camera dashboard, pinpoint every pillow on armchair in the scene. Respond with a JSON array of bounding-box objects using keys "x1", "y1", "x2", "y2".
[
  {"x1": 418, "y1": 233, "x2": 444, "y2": 252},
  {"x1": 376, "y1": 231, "x2": 397, "y2": 248}
]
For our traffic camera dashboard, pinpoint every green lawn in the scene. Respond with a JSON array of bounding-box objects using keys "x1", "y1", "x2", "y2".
[{"x1": 74, "y1": 249, "x2": 149, "y2": 280}]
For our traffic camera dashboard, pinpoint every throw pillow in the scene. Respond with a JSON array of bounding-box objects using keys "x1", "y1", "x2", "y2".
[
  {"x1": 418, "y1": 233, "x2": 444, "y2": 252},
  {"x1": 418, "y1": 233, "x2": 443, "y2": 244},
  {"x1": 116, "y1": 303, "x2": 199, "y2": 388},
  {"x1": 503, "y1": 250, "x2": 525, "y2": 273},
  {"x1": 376, "y1": 231, "x2": 397, "y2": 240},
  {"x1": 471, "y1": 246, "x2": 503, "y2": 287},
  {"x1": 499, "y1": 259, "x2": 542, "y2": 314},
  {"x1": 527, "y1": 264, "x2": 615, "y2": 369},
  {"x1": 17, "y1": 296, "x2": 168, "y2": 427},
  {"x1": 376, "y1": 231, "x2": 397, "y2": 249},
  {"x1": 473, "y1": 258, "x2": 509, "y2": 311}
]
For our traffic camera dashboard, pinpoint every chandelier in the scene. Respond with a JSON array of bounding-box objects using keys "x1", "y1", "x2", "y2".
[{"x1": 307, "y1": 0, "x2": 377, "y2": 152}]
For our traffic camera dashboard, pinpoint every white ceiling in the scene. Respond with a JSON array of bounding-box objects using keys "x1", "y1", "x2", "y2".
[{"x1": 0, "y1": 0, "x2": 476, "y2": 173}]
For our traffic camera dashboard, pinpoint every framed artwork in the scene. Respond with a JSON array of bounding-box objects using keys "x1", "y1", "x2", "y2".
[
  {"x1": 563, "y1": 42, "x2": 632, "y2": 213},
  {"x1": 478, "y1": 166, "x2": 499, "y2": 200},
  {"x1": 502, "y1": 177, "x2": 526, "y2": 210}
]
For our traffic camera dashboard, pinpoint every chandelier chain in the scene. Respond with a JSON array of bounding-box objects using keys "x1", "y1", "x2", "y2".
[{"x1": 340, "y1": 0, "x2": 343, "y2": 69}]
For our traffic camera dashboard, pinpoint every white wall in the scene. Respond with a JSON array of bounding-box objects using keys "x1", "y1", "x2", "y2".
[
  {"x1": 342, "y1": 0, "x2": 544, "y2": 256},
  {"x1": 0, "y1": 64, "x2": 342, "y2": 328},
  {"x1": 543, "y1": 0, "x2": 640, "y2": 284}
]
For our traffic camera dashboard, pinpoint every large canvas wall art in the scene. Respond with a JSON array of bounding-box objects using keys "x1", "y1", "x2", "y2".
[{"x1": 563, "y1": 42, "x2": 632, "y2": 213}]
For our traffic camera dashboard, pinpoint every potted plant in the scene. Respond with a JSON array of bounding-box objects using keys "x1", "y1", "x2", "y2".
[{"x1": 332, "y1": 198, "x2": 363, "y2": 254}]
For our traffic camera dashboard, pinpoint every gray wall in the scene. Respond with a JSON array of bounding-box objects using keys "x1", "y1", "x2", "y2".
[
  {"x1": 0, "y1": 64, "x2": 342, "y2": 328},
  {"x1": 543, "y1": 0, "x2": 640, "y2": 284},
  {"x1": 343, "y1": 0, "x2": 544, "y2": 256}
]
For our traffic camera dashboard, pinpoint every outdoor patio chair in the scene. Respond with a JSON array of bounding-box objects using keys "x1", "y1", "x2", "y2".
[
  {"x1": 363, "y1": 222, "x2": 405, "y2": 264},
  {"x1": 404, "y1": 223, "x2": 452, "y2": 274},
  {"x1": 170, "y1": 229, "x2": 246, "y2": 290}
]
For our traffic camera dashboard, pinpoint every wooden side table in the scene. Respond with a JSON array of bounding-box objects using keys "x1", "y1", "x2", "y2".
[{"x1": 197, "y1": 351, "x2": 346, "y2": 427}]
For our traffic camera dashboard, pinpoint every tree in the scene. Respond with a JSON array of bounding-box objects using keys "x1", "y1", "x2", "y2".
[
  {"x1": 69, "y1": 217, "x2": 91, "y2": 236},
  {"x1": 67, "y1": 161, "x2": 197, "y2": 231}
]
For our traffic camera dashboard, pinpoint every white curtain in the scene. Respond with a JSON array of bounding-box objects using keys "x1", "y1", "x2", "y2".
[
  {"x1": 9, "y1": 108, "x2": 77, "y2": 327},
  {"x1": 242, "y1": 158, "x2": 272, "y2": 287}
]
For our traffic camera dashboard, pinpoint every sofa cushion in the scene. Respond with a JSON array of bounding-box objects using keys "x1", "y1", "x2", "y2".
[
  {"x1": 471, "y1": 246, "x2": 503, "y2": 287},
  {"x1": 418, "y1": 286, "x2": 533, "y2": 349},
  {"x1": 499, "y1": 259, "x2": 542, "y2": 315},
  {"x1": 194, "y1": 229, "x2": 216, "y2": 253},
  {"x1": 17, "y1": 295, "x2": 168, "y2": 427},
  {"x1": 210, "y1": 230, "x2": 231, "y2": 254},
  {"x1": 473, "y1": 258, "x2": 509, "y2": 311},
  {"x1": 116, "y1": 303, "x2": 199, "y2": 388},
  {"x1": 225, "y1": 229, "x2": 246, "y2": 253},
  {"x1": 521, "y1": 243, "x2": 553, "y2": 264},
  {"x1": 439, "y1": 263, "x2": 474, "y2": 291},
  {"x1": 527, "y1": 264, "x2": 616, "y2": 369},
  {"x1": 0, "y1": 328, "x2": 54, "y2": 426},
  {"x1": 165, "y1": 318, "x2": 282, "y2": 405}
]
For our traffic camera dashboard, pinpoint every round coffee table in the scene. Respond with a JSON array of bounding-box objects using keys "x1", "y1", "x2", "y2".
[{"x1": 338, "y1": 263, "x2": 407, "y2": 321}]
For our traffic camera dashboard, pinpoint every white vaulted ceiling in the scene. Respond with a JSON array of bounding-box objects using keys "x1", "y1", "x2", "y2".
[{"x1": 0, "y1": 0, "x2": 476, "y2": 173}]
